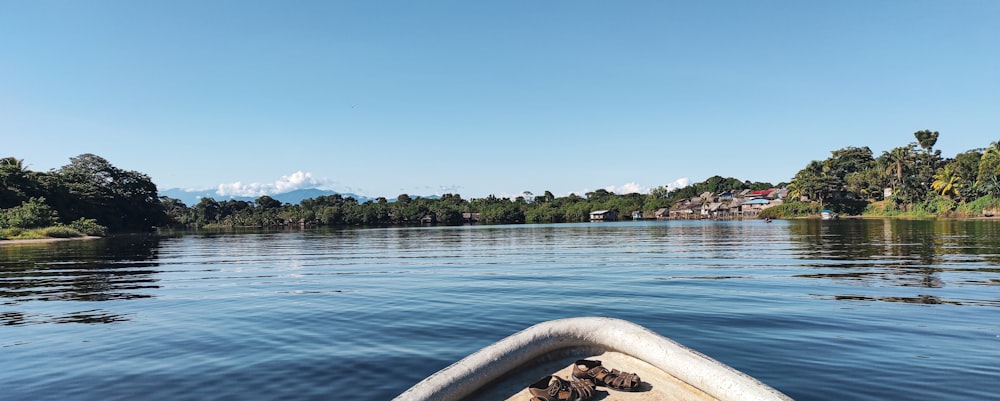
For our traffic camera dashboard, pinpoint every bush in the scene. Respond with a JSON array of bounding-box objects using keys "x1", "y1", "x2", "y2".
[
  {"x1": 958, "y1": 196, "x2": 1000, "y2": 216},
  {"x1": 917, "y1": 195, "x2": 957, "y2": 215},
  {"x1": 0, "y1": 197, "x2": 58, "y2": 229},
  {"x1": 38, "y1": 226, "x2": 83, "y2": 238},
  {"x1": 68, "y1": 218, "x2": 108, "y2": 236},
  {"x1": 759, "y1": 202, "x2": 822, "y2": 219},
  {"x1": 1, "y1": 227, "x2": 24, "y2": 239}
]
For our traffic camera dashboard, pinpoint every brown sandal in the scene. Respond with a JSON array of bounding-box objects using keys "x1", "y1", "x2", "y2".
[
  {"x1": 528, "y1": 375, "x2": 595, "y2": 401},
  {"x1": 572, "y1": 359, "x2": 641, "y2": 391}
]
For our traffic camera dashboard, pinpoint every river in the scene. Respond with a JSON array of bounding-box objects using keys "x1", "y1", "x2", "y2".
[{"x1": 1, "y1": 219, "x2": 998, "y2": 400}]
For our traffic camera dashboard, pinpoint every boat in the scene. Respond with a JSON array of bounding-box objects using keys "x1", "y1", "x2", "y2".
[
  {"x1": 821, "y1": 210, "x2": 837, "y2": 220},
  {"x1": 393, "y1": 317, "x2": 793, "y2": 401}
]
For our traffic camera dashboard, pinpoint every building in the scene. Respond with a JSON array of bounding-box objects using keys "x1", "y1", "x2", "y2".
[{"x1": 589, "y1": 210, "x2": 617, "y2": 222}]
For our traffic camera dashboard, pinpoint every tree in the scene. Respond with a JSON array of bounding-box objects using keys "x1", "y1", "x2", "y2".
[
  {"x1": 790, "y1": 161, "x2": 825, "y2": 203},
  {"x1": 977, "y1": 140, "x2": 1000, "y2": 197},
  {"x1": 160, "y1": 196, "x2": 192, "y2": 226},
  {"x1": 932, "y1": 165, "x2": 961, "y2": 198},
  {"x1": 0, "y1": 157, "x2": 33, "y2": 208},
  {"x1": 648, "y1": 186, "x2": 669, "y2": 200},
  {"x1": 914, "y1": 130, "x2": 939, "y2": 153},
  {"x1": 0, "y1": 197, "x2": 58, "y2": 229},
  {"x1": 193, "y1": 198, "x2": 221, "y2": 225},
  {"x1": 824, "y1": 146, "x2": 875, "y2": 200},
  {"x1": 880, "y1": 144, "x2": 923, "y2": 205},
  {"x1": 585, "y1": 189, "x2": 613, "y2": 203},
  {"x1": 50, "y1": 154, "x2": 164, "y2": 231},
  {"x1": 951, "y1": 150, "x2": 983, "y2": 201},
  {"x1": 255, "y1": 195, "x2": 282, "y2": 209}
]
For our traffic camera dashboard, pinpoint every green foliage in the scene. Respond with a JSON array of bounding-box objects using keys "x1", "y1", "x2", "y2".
[
  {"x1": 667, "y1": 176, "x2": 763, "y2": 200},
  {"x1": 957, "y1": 196, "x2": 1000, "y2": 216},
  {"x1": 1, "y1": 157, "x2": 41, "y2": 209},
  {"x1": 38, "y1": 226, "x2": 83, "y2": 238},
  {"x1": 914, "y1": 130, "x2": 939, "y2": 152},
  {"x1": 0, "y1": 226, "x2": 84, "y2": 239},
  {"x1": 1, "y1": 227, "x2": 25, "y2": 239},
  {"x1": 758, "y1": 202, "x2": 821, "y2": 219},
  {"x1": 10, "y1": 133, "x2": 1000, "y2": 232},
  {"x1": 916, "y1": 195, "x2": 957, "y2": 216},
  {"x1": 68, "y1": 218, "x2": 108, "y2": 236},
  {"x1": 786, "y1": 131, "x2": 1000, "y2": 217},
  {"x1": 0, "y1": 153, "x2": 168, "y2": 233},
  {"x1": 0, "y1": 197, "x2": 58, "y2": 229},
  {"x1": 952, "y1": 150, "x2": 983, "y2": 201},
  {"x1": 48, "y1": 153, "x2": 165, "y2": 231}
]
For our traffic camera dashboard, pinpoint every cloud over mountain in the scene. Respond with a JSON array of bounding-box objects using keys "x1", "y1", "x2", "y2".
[{"x1": 216, "y1": 171, "x2": 329, "y2": 197}]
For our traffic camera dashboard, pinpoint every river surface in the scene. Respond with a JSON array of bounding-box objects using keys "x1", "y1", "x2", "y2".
[{"x1": 1, "y1": 219, "x2": 999, "y2": 401}]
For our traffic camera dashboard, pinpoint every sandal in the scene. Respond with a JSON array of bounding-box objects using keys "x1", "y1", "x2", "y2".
[
  {"x1": 572, "y1": 359, "x2": 641, "y2": 391},
  {"x1": 528, "y1": 375, "x2": 595, "y2": 401}
]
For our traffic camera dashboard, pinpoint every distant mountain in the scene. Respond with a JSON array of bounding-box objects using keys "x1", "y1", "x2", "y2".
[
  {"x1": 158, "y1": 188, "x2": 372, "y2": 206},
  {"x1": 272, "y1": 189, "x2": 371, "y2": 204},
  {"x1": 159, "y1": 188, "x2": 220, "y2": 206}
]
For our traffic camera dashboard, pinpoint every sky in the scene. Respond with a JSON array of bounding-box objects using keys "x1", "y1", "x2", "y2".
[{"x1": 2, "y1": 1, "x2": 998, "y2": 199}]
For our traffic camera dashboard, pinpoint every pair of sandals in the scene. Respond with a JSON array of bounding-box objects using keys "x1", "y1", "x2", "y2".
[{"x1": 527, "y1": 359, "x2": 642, "y2": 401}]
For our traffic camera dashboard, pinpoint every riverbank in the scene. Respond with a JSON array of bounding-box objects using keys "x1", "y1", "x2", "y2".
[{"x1": 0, "y1": 236, "x2": 102, "y2": 246}]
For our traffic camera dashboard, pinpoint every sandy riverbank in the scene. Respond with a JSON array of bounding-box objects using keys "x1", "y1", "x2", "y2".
[{"x1": 0, "y1": 236, "x2": 102, "y2": 246}]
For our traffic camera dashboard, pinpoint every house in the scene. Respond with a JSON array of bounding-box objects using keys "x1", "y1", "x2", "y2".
[
  {"x1": 669, "y1": 206, "x2": 698, "y2": 219},
  {"x1": 462, "y1": 213, "x2": 480, "y2": 223},
  {"x1": 740, "y1": 198, "x2": 772, "y2": 217},
  {"x1": 669, "y1": 198, "x2": 703, "y2": 219},
  {"x1": 654, "y1": 208, "x2": 670, "y2": 220},
  {"x1": 749, "y1": 189, "x2": 775, "y2": 199},
  {"x1": 702, "y1": 202, "x2": 721, "y2": 218},
  {"x1": 590, "y1": 210, "x2": 617, "y2": 221}
]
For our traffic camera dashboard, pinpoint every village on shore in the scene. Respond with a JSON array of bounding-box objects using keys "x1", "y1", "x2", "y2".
[{"x1": 590, "y1": 188, "x2": 789, "y2": 221}]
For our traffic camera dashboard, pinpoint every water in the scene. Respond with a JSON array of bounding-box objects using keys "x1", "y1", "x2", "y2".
[{"x1": 2, "y1": 219, "x2": 998, "y2": 401}]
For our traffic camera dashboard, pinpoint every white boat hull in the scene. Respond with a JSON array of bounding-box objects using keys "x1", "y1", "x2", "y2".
[{"x1": 393, "y1": 317, "x2": 793, "y2": 401}]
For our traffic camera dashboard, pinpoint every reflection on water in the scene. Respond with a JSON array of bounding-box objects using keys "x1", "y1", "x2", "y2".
[
  {"x1": 788, "y1": 218, "x2": 1000, "y2": 306},
  {"x1": 3, "y1": 220, "x2": 1000, "y2": 328},
  {"x1": 834, "y1": 294, "x2": 959, "y2": 305},
  {"x1": 0, "y1": 235, "x2": 161, "y2": 325},
  {"x1": 1, "y1": 222, "x2": 999, "y2": 401}
]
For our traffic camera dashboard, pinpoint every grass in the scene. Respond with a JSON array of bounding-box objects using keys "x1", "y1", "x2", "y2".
[{"x1": 1, "y1": 226, "x2": 86, "y2": 240}]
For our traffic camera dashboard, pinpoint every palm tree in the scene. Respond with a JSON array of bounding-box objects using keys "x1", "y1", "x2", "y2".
[
  {"x1": 1, "y1": 157, "x2": 31, "y2": 208},
  {"x1": 880, "y1": 144, "x2": 920, "y2": 208},
  {"x1": 932, "y1": 165, "x2": 961, "y2": 198},
  {"x1": 977, "y1": 141, "x2": 1000, "y2": 197},
  {"x1": 884, "y1": 146, "x2": 913, "y2": 191}
]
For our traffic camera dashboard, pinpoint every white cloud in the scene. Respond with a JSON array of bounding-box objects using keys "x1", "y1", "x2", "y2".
[
  {"x1": 666, "y1": 177, "x2": 690, "y2": 190},
  {"x1": 216, "y1": 171, "x2": 329, "y2": 197},
  {"x1": 605, "y1": 182, "x2": 645, "y2": 194},
  {"x1": 593, "y1": 178, "x2": 690, "y2": 196}
]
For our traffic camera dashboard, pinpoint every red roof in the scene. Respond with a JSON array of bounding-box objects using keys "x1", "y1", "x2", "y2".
[{"x1": 750, "y1": 189, "x2": 774, "y2": 196}]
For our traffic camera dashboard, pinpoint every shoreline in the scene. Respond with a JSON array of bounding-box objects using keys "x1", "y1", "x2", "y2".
[{"x1": 0, "y1": 236, "x2": 102, "y2": 246}]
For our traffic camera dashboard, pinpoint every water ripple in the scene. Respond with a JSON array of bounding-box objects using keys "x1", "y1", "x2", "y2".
[{"x1": 2, "y1": 221, "x2": 1000, "y2": 401}]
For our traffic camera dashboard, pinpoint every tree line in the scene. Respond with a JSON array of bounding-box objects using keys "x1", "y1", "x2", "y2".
[
  {"x1": 1, "y1": 154, "x2": 163, "y2": 237},
  {"x1": 1, "y1": 153, "x2": 780, "y2": 232},
  {"x1": 772, "y1": 130, "x2": 1000, "y2": 217},
  {"x1": 4, "y1": 130, "x2": 999, "y2": 236}
]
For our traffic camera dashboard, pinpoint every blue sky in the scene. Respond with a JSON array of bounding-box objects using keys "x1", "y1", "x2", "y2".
[{"x1": 2, "y1": 1, "x2": 998, "y2": 199}]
